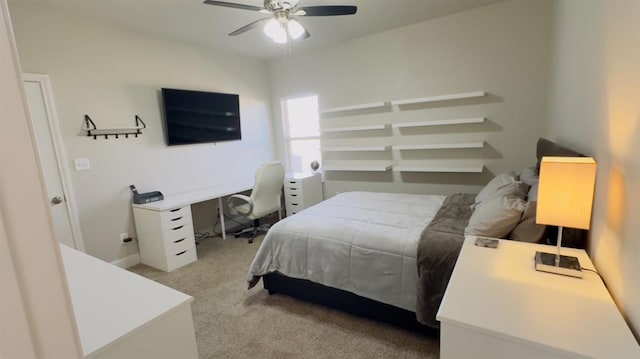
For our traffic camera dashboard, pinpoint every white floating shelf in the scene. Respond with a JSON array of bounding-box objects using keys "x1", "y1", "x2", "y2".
[
  {"x1": 393, "y1": 163, "x2": 484, "y2": 173},
  {"x1": 86, "y1": 126, "x2": 145, "y2": 132},
  {"x1": 321, "y1": 124, "x2": 389, "y2": 133},
  {"x1": 319, "y1": 102, "x2": 387, "y2": 114},
  {"x1": 392, "y1": 117, "x2": 485, "y2": 128},
  {"x1": 391, "y1": 91, "x2": 486, "y2": 106},
  {"x1": 392, "y1": 141, "x2": 484, "y2": 151},
  {"x1": 323, "y1": 161, "x2": 393, "y2": 172},
  {"x1": 321, "y1": 145, "x2": 391, "y2": 152}
]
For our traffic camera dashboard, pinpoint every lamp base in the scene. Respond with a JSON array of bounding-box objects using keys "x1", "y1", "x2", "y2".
[{"x1": 534, "y1": 251, "x2": 583, "y2": 278}]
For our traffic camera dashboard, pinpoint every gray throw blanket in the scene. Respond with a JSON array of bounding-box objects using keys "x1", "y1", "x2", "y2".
[{"x1": 416, "y1": 193, "x2": 475, "y2": 327}]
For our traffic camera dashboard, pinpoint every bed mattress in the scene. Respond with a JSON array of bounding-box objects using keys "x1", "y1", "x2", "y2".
[{"x1": 247, "y1": 191, "x2": 446, "y2": 312}]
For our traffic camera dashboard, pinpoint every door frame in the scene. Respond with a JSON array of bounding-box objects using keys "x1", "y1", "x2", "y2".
[
  {"x1": 23, "y1": 73, "x2": 85, "y2": 252},
  {"x1": 1, "y1": 0, "x2": 83, "y2": 355}
]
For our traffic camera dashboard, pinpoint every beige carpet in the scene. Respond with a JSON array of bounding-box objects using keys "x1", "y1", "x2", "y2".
[{"x1": 128, "y1": 233, "x2": 440, "y2": 359}]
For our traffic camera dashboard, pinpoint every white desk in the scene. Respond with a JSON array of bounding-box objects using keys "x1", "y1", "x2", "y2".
[
  {"x1": 133, "y1": 178, "x2": 253, "y2": 239},
  {"x1": 132, "y1": 179, "x2": 253, "y2": 271},
  {"x1": 133, "y1": 179, "x2": 254, "y2": 239},
  {"x1": 61, "y1": 244, "x2": 198, "y2": 358},
  {"x1": 437, "y1": 236, "x2": 640, "y2": 358}
]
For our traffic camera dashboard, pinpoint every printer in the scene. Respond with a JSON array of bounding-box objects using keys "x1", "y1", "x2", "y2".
[{"x1": 129, "y1": 185, "x2": 163, "y2": 204}]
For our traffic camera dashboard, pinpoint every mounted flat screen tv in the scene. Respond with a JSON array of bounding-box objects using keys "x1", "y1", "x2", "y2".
[{"x1": 161, "y1": 88, "x2": 241, "y2": 146}]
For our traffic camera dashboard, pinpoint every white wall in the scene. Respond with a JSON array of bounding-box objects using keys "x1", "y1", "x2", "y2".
[
  {"x1": 8, "y1": 2, "x2": 276, "y2": 263},
  {"x1": 6, "y1": 0, "x2": 638, "y2": 343},
  {"x1": 268, "y1": 0, "x2": 554, "y2": 197},
  {"x1": 0, "y1": 0, "x2": 82, "y2": 355},
  {"x1": 547, "y1": 0, "x2": 640, "y2": 338}
]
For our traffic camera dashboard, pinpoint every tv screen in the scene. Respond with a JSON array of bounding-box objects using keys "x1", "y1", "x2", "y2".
[{"x1": 161, "y1": 88, "x2": 241, "y2": 146}]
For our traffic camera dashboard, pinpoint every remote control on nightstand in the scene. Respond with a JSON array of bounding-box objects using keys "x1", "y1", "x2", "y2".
[{"x1": 474, "y1": 237, "x2": 499, "y2": 248}]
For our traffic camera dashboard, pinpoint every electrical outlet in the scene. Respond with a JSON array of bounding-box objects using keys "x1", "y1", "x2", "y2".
[
  {"x1": 120, "y1": 233, "x2": 129, "y2": 244},
  {"x1": 74, "y1": 158, "x2": 91, "y2": 171}
]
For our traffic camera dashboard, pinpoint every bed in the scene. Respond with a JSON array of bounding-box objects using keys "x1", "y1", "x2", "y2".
[{"x1": 246, "y1": 138, "x2": 587, "y2": 329}]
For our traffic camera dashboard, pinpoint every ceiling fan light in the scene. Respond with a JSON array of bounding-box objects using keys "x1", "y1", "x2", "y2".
[
  {"x1": 264, "y1": 18, "x2": 288, "y2": 44},
  {"x1": 287, "y1": 19, "x2": 305, "y2": 39}
]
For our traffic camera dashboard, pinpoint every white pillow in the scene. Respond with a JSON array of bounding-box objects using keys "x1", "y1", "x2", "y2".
[
  {"x1": 473, "y1": 181, "x2": 528, "y2": 211},
  {"x1": 465, "y1": 193, "x2": 527, "y2": 238},
  {"x1": 509, "y1": 201, "x2": 546, "y2": 243},
  {"x1": 491, "y1": 182, "x2": 528, "y2": 200},
  {"x1": 475, "y1": 171, "x2": 518, "y2": 204},
  {"x1": 519, "y1": 166, "x2": 539, "y2": 186}
]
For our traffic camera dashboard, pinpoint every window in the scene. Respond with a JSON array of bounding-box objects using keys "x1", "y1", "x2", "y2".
[{"x1": 281, "y1": 95, "x2": 321, "y2": 173}]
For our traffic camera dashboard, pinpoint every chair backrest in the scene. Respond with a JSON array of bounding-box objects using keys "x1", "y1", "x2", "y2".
[{"x1": 249, "y1": 161, "x2": 285, "y2": 218}]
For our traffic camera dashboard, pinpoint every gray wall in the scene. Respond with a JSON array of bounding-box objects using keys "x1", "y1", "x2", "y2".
[
  {"x1": 8, "y1": 2, "x2": 277, "y2": 263},
  {"x1": 547, "y1": 0, "x2": 640, "y2": 338},
  {"x1": 268, "y1": 0, "x2": 554, "y2": 198}
]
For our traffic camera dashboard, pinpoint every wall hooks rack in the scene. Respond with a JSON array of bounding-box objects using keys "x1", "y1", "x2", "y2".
[{"x1": 84, "y1": 115, "x2": 146, "y2": 139}]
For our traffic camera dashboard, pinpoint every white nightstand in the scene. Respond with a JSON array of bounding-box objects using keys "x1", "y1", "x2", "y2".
[
  {"x1": 283, "y1": 172, "x2": 323, "y2": 217},
  {"x1": 437, "y1": 236, "x2": 640, "y2": 358}
]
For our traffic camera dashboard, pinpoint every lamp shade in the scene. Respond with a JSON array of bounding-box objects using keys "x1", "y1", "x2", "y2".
[{"x1": 536, "y1": 156, "x2": 597, "y2": 229}]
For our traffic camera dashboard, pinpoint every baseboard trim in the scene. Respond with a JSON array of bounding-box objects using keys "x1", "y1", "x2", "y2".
[{"x1": 111, "y1": 253, "x2": 141, "y2": 269}]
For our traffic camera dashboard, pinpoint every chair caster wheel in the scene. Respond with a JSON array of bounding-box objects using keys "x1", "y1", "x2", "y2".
[{"x1": 248, "y1": 239, "x2": 254, "y2": 244}]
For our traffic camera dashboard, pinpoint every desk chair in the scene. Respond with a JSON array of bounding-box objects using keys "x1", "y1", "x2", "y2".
[{"x1": 227, "y1": 161, "x2": 285, "y2": 243}]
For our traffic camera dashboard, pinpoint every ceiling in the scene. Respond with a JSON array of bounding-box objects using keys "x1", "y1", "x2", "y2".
[{"x1": 17, "y1": 0, "x2": 505, "y2": 59}]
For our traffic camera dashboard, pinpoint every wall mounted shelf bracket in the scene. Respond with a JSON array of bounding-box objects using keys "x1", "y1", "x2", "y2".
[{"x1": 84, "y1": 115, "x2": 146, "y2": 139}]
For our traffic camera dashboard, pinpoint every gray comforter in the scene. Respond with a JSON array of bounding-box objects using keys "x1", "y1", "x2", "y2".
[
  {"x1": 247, "y1": 191, "x2": 446, "y2": 312},
  {"x1": 416, "y1": 193, "x2": 475, "y2": 327}
]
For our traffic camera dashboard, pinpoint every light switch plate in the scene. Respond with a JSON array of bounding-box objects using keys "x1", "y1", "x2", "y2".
[{"x1": 74, "y1": 158, "x2": 91, "y2": 171}]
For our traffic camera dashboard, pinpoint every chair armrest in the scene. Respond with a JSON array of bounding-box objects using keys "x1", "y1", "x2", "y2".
[{"x1": 227, "y1": 194, "x2": 253, "y2": 215}]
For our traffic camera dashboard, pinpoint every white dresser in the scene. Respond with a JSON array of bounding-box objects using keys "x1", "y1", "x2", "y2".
[
  {"x1": 283, "y1": 172, "x2": 323, "y2": 216},
  {"x1": 60, "y1": 244, "x2": 198, "y2": 358},
  {"x1": 437, "y1": 236, "x2": 640, "y2": 358},
  {"x1": 132, "y1": 204, "x2": 197, "y2": 272}
]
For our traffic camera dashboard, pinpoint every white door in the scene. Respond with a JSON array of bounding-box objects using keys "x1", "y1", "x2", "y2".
[{"x1": 23, "y1": 74, "x2": 84, "y2": 251}]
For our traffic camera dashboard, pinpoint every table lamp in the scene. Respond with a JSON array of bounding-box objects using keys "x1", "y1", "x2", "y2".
[{"x1": 535, "y1": 156, "x2": 597, "y2": 278}]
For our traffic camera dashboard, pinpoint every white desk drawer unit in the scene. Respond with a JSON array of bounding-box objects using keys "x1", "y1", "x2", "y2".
[
  {"x1": 284, "y1": 173, "x2": 323, "y2": 217},
  {"x1": 133, "y1": 205, "x2": 197, "y2": 272}
]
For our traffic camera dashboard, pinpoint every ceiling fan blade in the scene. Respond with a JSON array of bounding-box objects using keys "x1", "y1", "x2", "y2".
[
  {"x1": 203, "y1": 0, "x2": 265, "y2": 12},
  {"x1": 229, "y1": 17, "x2": 271, "y2": 36},
  {"x1": 295, "y1": 5, "x2": 357, "y2": 16}
]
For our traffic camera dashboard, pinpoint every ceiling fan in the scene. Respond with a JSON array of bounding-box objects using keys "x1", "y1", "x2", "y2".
[{"x1": 203, "y1": 0, "x2": 358, "y2": 44}]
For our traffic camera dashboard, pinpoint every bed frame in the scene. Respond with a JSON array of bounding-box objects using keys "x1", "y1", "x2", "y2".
[{"x1": 263, "y1": 272, "x2": 438, "y2": 334}]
